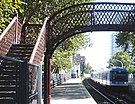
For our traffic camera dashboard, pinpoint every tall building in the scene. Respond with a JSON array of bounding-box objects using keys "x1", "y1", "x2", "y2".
[
  {"x1": 110, "y1": 33, "x2": 124, "y2": 56},
  {"x1": 110, "y1": 32, "x2": 132, "y2": 55}
]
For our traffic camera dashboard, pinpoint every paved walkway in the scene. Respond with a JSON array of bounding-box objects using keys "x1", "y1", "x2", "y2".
[{"x1": 51, "y1": 78, "x2": 97, "y2": 104}]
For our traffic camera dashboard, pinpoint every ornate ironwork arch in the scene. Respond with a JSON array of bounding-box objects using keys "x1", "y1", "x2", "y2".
[
  {"x1": 46, "y1": 2, "x2": 135, "y2": 57},
  {"x1": 44, "y1": 2, "x2": 135, "y2": 104}
]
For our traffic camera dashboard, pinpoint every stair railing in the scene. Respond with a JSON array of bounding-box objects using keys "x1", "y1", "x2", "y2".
[
  {"x1": 28, "y1": 63, "x2": 40, "y2": 104},
  {"x1": 29, "y1": 17, "x2": 48, "y2": 65},
  {"x1": 0, "y1": 54, "x2": 42, "y2": 104},
  {"x1": 0, "y1": 17, "x2": 22, "y2": 55},
  {"x1": 0, "y1": 54, "x2": 28, "y2": 104}
]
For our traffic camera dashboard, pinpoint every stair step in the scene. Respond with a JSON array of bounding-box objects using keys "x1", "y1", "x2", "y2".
[
  {"x1": 8, "y1": 51, "x2": 33, "y2": 55},
  {"x1": 0, "y1": 91, "x2": 16, "y2": 97},
  {"x1": 10, "y1": 47, "x2": 33, "y2": 50},
  {"x1": 1, "y1": 61, "x2": 17, "y2": 65},
  {"x1": 0, "y1": 86, "x2": 16, "y2": 91},
  {"x1": 7, "y1": 54, "x2": 31, "y2": 57},
  {"x1": 0, "y1": 76, "x2": 16, "y2": 80},
  {"x1": 10, "y1": 46, "x2": 34, "y2": 51},
  {"x1": 12, "y1": 44, "x2": 34, "y2": 47},
  {"x1": 6, "y1": 45, "x2": 34, "y2": 61},
  {"x1": 0, "y1": 80, "x2": 16, "y2": 85},
  {"x1": 0, "y1": 65, "x2": 15, "y2": 68},
  {"x1": 2, "y1": 56, "x2": 30, "y2": 61},
  {"x1": 0, "y1": 99, "x2": 14, "y2": 104},
  {"x1": 0, "y1": 70, "x2": 17, "y2": 75},
  {"x1": 7, "y1": 55, "x2": 31, "y2": 59}
]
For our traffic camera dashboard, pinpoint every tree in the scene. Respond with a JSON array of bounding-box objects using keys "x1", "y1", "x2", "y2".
[
  {"x1": 109, "y1": 51, "x2": 134, "y2": 73},
  {"x1": 52, "y1": 33, "x2": 92, "y2": 72},
  {"x1": 0, "y1": 0, "x2": 23, "y2": 34},
  {"x1": 0, "y1": 0, "x2": 94, "y2": 73},
  {"x1": 19, "y1": 0, "x2": 94, "y2": 24},
  {"x1": 115, "y1": 32, "x2": 130, "y2": 52},
  {"x1": 85, "y1": 63, "x2": 92, "y2": 74},
  {"x1": 115, "y1": 32, "x2": 135, "y2": 53},
  {"x1": 0, "y1": 0, "x2": 95, "y2": 30}
]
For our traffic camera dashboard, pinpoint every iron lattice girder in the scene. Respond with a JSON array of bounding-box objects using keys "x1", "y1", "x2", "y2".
[{"x1": 46, "y1": 2, "x2": 135, "y2": 55}]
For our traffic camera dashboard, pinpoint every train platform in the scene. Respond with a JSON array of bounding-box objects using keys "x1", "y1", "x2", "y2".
[{"x1": 51, "y1": 78, "x2": 97, "y2": 104}]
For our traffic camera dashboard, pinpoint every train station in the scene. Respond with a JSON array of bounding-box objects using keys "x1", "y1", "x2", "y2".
[{"x1": 1, "y1": 1, "x2": 135, "y2": 104}]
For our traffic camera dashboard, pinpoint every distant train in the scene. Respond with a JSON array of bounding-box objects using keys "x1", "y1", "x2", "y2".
[{"x1": 90, "y1": 67, "x2": 129, "y2": 87}]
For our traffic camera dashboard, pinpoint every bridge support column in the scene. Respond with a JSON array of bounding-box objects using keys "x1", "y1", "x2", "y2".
[{"x1": 44, "y1": 53, "x2": 51, "y2": 104}]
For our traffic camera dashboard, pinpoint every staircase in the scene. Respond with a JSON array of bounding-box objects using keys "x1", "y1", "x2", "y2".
[
  {"x1": 0, "y1": 17, "x2": 47, "y2": 104},
  {"x1": 7, "y1": 44, "x2": 34, "y2": 61}
]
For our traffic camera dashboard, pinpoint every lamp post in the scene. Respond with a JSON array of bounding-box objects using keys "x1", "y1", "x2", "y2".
[
  {"x1": 109, "y1": 63, "x2": 114, "y2": 67},
  {"x1": 112, "y1": 59, "x2": 123, "y2": 68}
]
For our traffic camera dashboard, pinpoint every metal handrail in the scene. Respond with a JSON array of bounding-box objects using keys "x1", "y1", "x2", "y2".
[
  {"x1": 0, "y1": 54, "x2": 23, "y2": 62},
  {"x1": 0, "y1": 54, "x2": 40, "y2": 102},
  {"x1": 29, "y1": 92, "x2": 38, "y2": 99}
]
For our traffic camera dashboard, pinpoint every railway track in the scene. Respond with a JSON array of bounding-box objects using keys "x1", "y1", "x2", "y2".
[
  {"x1": 83, "y1": 78, "x2": 115, "y2": 104},
  {"x1": 83, "y1": 78, "x2": 135, "y2": 104}
]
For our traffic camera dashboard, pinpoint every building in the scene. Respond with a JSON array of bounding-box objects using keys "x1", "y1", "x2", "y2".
[
  {"x1": 110, "y1": 33, "x2": 124, "y2": 56},
  {"x1": 71, "y1": 54, "x2": 86, "y2": 78},
  {"x1": 110, "y1": 33, "x2": 132, "y2": 56}
]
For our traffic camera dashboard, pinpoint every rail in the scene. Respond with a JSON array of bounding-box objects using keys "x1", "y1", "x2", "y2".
[
  {"x1": 42, "y1": 73, "x2": 70, "y2": 90},
  {"x1": 84, "y1": 79, "x2": 115, "y2": 104},
  {"x1": 29, "y1": 92, "x2": 38, "y2": 99},
  {"x1": 0, "y1": 54, "x2": 23, "y2": 62},
  {"x1": 29, "y1": 17, "x2": 48, "y2": 64},
  {"x1": 28, "y1": 63, "x2": 40, "y2": 104},
  {"x1": 0, "y1": 17, "x2": 22, "y2": 55}
]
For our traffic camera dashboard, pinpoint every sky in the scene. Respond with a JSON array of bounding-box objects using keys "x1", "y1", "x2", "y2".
[
  {"x1": 78, "y1": 32, "x2": 112, "y2": 69},
  {"x1": 78, "y1": 0, "x2": 135, "y2": 70},
  {"x1": 95, "y1": 0, "x2": 135, "y2": 3}
]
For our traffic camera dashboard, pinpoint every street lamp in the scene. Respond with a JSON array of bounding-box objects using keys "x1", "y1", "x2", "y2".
[
  {"x1": 112, "y1": 59, "x2": 123, "y2": 68},
  {"x1": 109, "y1": 63, "x2": 114, "y2": 67}
]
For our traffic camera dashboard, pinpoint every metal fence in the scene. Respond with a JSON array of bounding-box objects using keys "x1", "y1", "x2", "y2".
[
  {"x1": 28, "y1": 63, "x2": 40, "y2": 104},
  {"x1": 129, "y1": 74, "x2": 135, "y2": 83},
  {"x1": 0, "y1": 54, "x2": 72, "y2": 104},
  {"x1": 0, "y1": 54, "x2": 25, "y2": 104},
  {"x1": 0, "y1": 55, "x2": 42, "y2": 104},
  {"x1": 51, "y1": 73, "x2": 70, "y2": 88}
]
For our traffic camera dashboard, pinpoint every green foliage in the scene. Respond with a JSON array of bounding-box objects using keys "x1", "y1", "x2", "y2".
[
  {"x1": 0, "y1": 0, "x2": 95, "y2": 30},
  {"x1": 52, "y1": 33, "x2": 92, "y2": 72},
  {"x1": 52, "y1": 51, "x2": 73, "y2": 72},
  {"x1": 115, "y1": 12, "x2": 135, "y2": 73},
  {"x1": 19, "y1": 0, "x2": 94, "y2": 23},
  {"x1": 115, "y1": 32, "x2": 135, "y2": 53},
  {"x1": 58, "y1": 33, "x2": 92, "y2": 52},
  {"x1": 0, "y1": 0, "x2": 23, "y2": 34},
  {"x1": 0, "y1": 0, "x2": 94, "y2": 73},
  {"x1": 109, "y1": 51, "x2": 134, "y2": 73},
  {"x1": 84, "y1": 63, "x2": 92, "y2": 74},
  {"x1": 115, "y1": 32, "x2": 130, "y2": 51}
]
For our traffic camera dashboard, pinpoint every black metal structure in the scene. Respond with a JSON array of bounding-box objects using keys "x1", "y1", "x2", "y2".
[
  {"x1": 46, "y1": 2, "x2": 135, "y2": 56},
  {"x1": 44, "y1": 2, "x2": 135, "y2": 104},
  {"x1": 0, "y1": 55, "x2": 28, "y2": 104},
  {"x1": 0, "y1": 54, "x2": 39, "y2": 104}
]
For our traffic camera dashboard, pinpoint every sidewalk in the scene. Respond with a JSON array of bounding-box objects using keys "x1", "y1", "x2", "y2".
[{"x1": 51, "y1": 78, "x2": 97, "y2": 104}]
